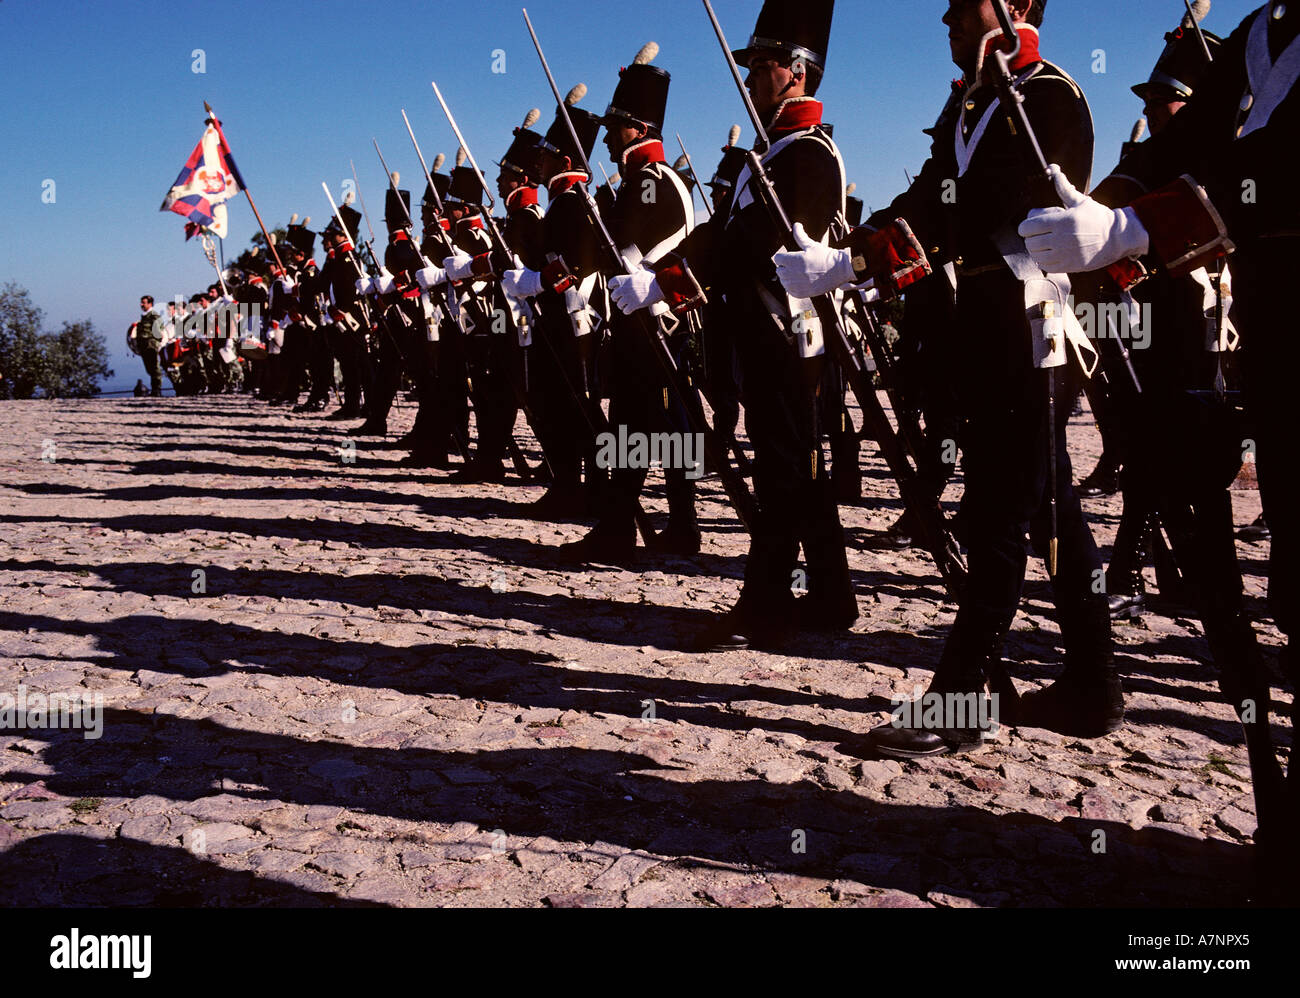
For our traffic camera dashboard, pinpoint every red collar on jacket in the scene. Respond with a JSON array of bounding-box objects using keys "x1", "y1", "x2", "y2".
[
  {"x1": 974, "y1": 25, "x2": 1041, "y2": 86},
  {"x1": 766, "y1": 97, "x2": 823, "y2": 136},
  {"x1": 457, "y1": 216, "x2": 485, "y2": 231},
  {"x1": 621, "y1": 138, "x2": 665, "y2": 171},
  {"x1": 506, "y1": 185, "x2": 541, "y2": 211},
  {"x1": 548, "y1": 171, "x2": 588, "y2": 196},
  {"x1": 392, "y1": 230, "x2": 410, "y2": 243}
]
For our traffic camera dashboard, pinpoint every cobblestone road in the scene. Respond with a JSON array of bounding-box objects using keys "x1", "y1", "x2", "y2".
[{"x1": 0, "y1": 396, "x2": 1286, "y2": 906}]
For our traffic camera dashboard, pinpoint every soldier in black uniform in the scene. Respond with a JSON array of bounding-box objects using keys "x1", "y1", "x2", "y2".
[
  {"x1": 776, "y1": 0, "x2": 1122, "y2": 753},
  {"x1": 614, "y1": 0, "x2": 857, "y2": 648},
  {"x1": 443, "y1": 116, "x2": 550, "y2": 482},
  {"x1": 498, "y1": 89, "x2": 607, "y2": 518},
  {"x1": 441, "y1": 158, "x2": 506, "y2": 475},
  {"x1": 562, "y1": 43, "x2": 702, "y2": 562},
  {"x1": 1018, "y1": 0, "x2": 1300, "y2": 848},
  {"x1": 407, "y1": 162, "x2": 460, "y2": 466},
  {"x1": 353, "y1": 183, "x2": 421, "y2": 439},
  {"x1": 319, "y1": 199, "x2": 368, "y2": 421}
]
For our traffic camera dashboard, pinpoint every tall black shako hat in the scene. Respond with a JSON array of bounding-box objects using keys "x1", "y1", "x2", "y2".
[
  {"x1": 731, "y1": 0, "x2": 834, "y2": 73},
  {"x1": 540, "y1": 84, "x2": 601, "y2": 173},
  {"x1": 499, "y1": 109, "x2": 544, "y2": 183},
  {"x1": 384, "y1": 174, "x2": 412, "y2": 232},
  {"x1": 445, "y1": 149, "x2": 483, "y2": 207},
  {"x1": 604, "y1": 43, "x2": 668, "y2": 135},
  {"x1": 421, "y1": 154, "x2": 451, "y2": 207},
  {"x1": 1133, "y1": 1, "x2": 1222, "y2": 101},
  {"x1": 285, "y1": 214, "x2": 316, "y2": 256}
]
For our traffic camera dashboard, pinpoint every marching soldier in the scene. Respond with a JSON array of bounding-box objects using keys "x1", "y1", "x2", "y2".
[
  {"x1": 499, "y1": 87, "x2": 607, "y2": 518},
  {"x1": 442, "y1": 113, "x2": 549, "y2": 482},
  {"x1": 611, "y1": 0, "x2": 857, "y2": 648},
  {"x1": 351, "y1": 182, "x2": 418, "y2": 439},
  {"x1": 442, "y1": 156, "x2": 506, "y2": 473},
  {"x1": 319, "y1": 197, "x2": 368, "y2": 421},
  {"x1": 773, "y1": 0, "x2": 1123, "y2": 752},
  {"x1": 1017, "y1": 0, "x2": 1300, "y2": 856},
  {"x1": 563, "y1": 42, "x2": 702, "y2": 562}
]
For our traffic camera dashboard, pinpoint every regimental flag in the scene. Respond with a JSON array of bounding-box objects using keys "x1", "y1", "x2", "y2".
[{"x1": 160, "y1": 121, "x2": 245, "y2": 239}]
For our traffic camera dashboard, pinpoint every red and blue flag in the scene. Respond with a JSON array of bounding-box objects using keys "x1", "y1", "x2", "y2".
[{"x1": 160, "y1": 122, "x2": 245, "y2": 239}]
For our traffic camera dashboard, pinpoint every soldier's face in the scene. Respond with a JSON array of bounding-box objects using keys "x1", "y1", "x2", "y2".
[
  {"x1": 497, "y1": 170, "x2": 520, "y2": 201},
  {"x1": 943, "y1": 0, "x2": 1031, "y2": 72},
  {"x1": 745, "y1": 53, "x2": 798, "y2": 116},
  {"x1": 604, "y1": 121, "x2": 643, "y2": 163},
  {"x1": 1143, "y1": 96, "x2": 1185, "y2": 135}
]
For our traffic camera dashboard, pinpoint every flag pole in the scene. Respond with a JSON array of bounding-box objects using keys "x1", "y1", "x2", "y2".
[{"x1": 204, "y1": 100, "x2": 283, "y2": 271}]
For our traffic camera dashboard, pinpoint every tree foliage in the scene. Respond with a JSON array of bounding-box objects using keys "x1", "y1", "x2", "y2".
[
  {"x1": 38, "y1": 320, "x2": 113, "y2": 399},
  {"x1": 0, "y1": 283, "x2": 113, "y2": 399}
]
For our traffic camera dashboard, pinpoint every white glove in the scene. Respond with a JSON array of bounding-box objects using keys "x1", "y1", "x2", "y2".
[
  {"x1": 276, "y1": 276, "x2": 296, "y2": 294},
  {"x1": 374, "y1": 270, "x2": 396, "y2": 295},
  {"x1": 415, "y1": 264, "x2": 447, "y2": 290},
  {"x1": 773, "y1": 222, "x2": 856, "y2": 299},
  {"x1": 355, "y1": 276, "x2": 372, "y2": 295},
  {"x1": 608, "y1": 269, "x2": 665, "y2": 314},
  {"x1": 1018, "y1": 164, "x2": 1150, "y2": 273},
  {"x1": 500, "y1": 268, "x2": 543, "y2": 300},
  {"x1": 443, "y1": 251, "x2": 475, "y2": 282}
]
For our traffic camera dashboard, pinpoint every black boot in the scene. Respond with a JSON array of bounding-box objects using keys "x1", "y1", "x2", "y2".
[
  {"x1": 557, "y1": 523, "x2": 637, "y2": 565},
  {"x1": 1018, "y1": 596, "x2": 1123, "y2": 737},
  {"x1": 869, "y1": 611, "x2": 1013, "y2": 758},
  {"x1": 1106, "y1": 506, "x2": 1148, "y2": 621},
  {"x1": 1077, "y1": 455, "x2": 1120, "y2": 498},
  {"x1": 1236, "y1": 514, "x2": 1270, "y2": 543}
]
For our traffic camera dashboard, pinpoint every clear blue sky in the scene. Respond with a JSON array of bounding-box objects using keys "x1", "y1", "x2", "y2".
[{"x1": 0, "y1": 0, "x2": 1259, "y2": 392}]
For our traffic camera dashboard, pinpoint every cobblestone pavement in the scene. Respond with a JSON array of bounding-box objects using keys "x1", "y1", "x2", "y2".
[{"x1": 0, "y1": 396, "x2": 1287, "y2": 907}]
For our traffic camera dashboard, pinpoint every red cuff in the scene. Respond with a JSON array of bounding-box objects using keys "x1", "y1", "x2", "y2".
[
  {"x1": 656, "y1": 261, "x2": 707, "y2": 315},
  {"x1": 541, "y1": 256, "x2": 576, "y2": 294},
  {"x1": 845, "y1": 219, "x2": 931, "y2": 298},
  {"x1": 1129, "y1": 175, "x2": 1234, "y2": 277},
  {"x1": 471, "y1": 252, "x2": 495, "y2": 278}
]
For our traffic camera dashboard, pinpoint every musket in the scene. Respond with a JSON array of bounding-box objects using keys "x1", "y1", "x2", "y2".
[
  {"x1": 522, "y1": 7, "x2": 759, "y2": 533},
  {"x1": 596, "y1": 163, "x2": 619, "y2": 204},
  {"x1": 700, "y1": 0, "x2": 965, "y2": 594},
  {"x1": 985, "y1": 0, "x2": 1064, "y2": 576},
  {"x1": 675, "y1": 132, "x2": 713, "y2": 220},
  {"x1": 350, "y1": 159, "x2": 378, "y2": 247},
  {"x1": 1183, "y1": 0, "x2": 1214, "y2": 63}
]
